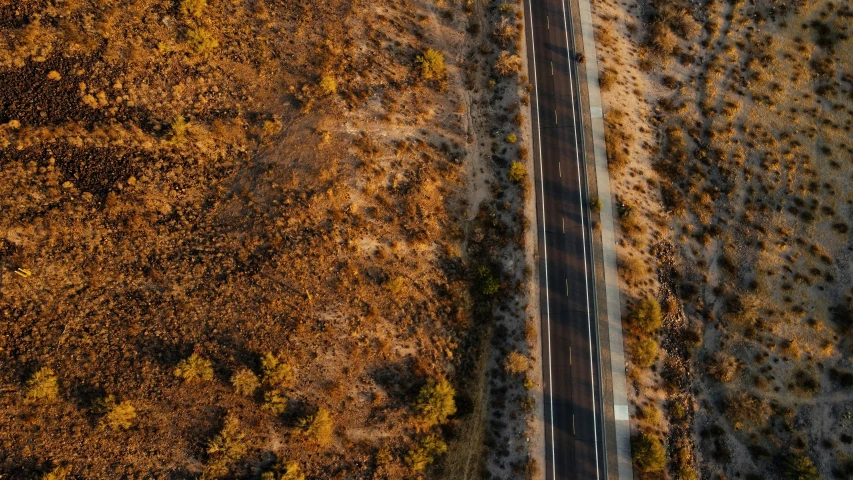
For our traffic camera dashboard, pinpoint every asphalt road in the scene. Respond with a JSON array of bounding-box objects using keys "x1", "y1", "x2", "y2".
[{"x1": 523, "y1": 0, "x2": 607, "y2": 478}]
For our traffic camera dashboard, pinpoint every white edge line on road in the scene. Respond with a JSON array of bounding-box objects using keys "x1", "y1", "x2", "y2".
[
  {"x1": 559, "y1": 0, "x2": 601, "y2": 478},
  {"x1": 525, "y1": 1, "x2": 557, "y2": 478}
]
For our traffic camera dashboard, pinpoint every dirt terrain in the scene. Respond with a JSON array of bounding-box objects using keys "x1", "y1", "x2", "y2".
[
  {"x1": 591, "y1": 0, "x2": 853, "y2": 478},
  {"x1": 0, "y1": 0, "x2": 541, "y2": 478}
]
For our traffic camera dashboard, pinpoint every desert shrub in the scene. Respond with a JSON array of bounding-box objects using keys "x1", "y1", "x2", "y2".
[
  {"x1": 405, "y1": 434, "x2": 447, "y2": 472},
  {"x1": 639, "y1": 403, "x2": 663, "y2": 427},
  {"x1": 504, "y1": 351, "x2": 529, "y2": 375},
  {"x1": 415, "y1": 378, "x2": 456, "y2": 428},
  {"x1": 599, "y1": 69, "x2": 617, "y2": 91},
  {"x1": 96, "y1": 395, "x2": 137, "y2": 430},
  {"x1": 26, "y1": 367, "x2": 59, "y2": 403},
  {"x1": 493, "y1": 17, "x2": 519, "y2": 47},
  {"x1": 263, "y1": 390, "x2": 288, "y2": 415},
  {"x1": 706, "y1": 352, "x2": 739, "y2": 382},
  {"x1": 231, "y1": 368, "x2": 260, "y2": 396},
  {"x1": 632, "y1": 432, "x2": 666, "y2": 473},
  {"x1": 724, "y1": 391, "x2": 769, "y2": 429},
  {"x1": 298, "y1": 407, "x2": 333, "y2": 446},
  {"x1": 783, "y1": 455, "x2": 819, "y2": 480},
  {"x1": 47, "y1": 70, "x2": 61, "y2": 81},
  {"x1": 170, "y1": 116, "x2": 189, "y2": 143},
  {"x1": 649, "y1": 22, "x2": 677, "y2": 57},
  {"x1": 261, "y1": 459, "x2": 305, "y2": 480},
  {"x1": 477, "y1": 265, "x2": 500, "y2": 296},
  {"x1": 187, "y1": 27, "x2": 219, "y2": 55},
  {"x1": 509, "y1": 160, "x2": 527, "y2": 183},
  {"x1": 619, "y1": 256, "x2": 645, "y2": 284},
  {"x1": 261, "y1": 353, "x2": 294, "y2": 389},
  {"x1": 174, "y1": 354, "x2": 213, "y2": 382},
  {"x1": 791, "y1": 368, "x2": 820, "y2": 397},
  {"x1": 416, "y1": 49, "x2": 447, "y2": 81},
  {"x1": 632, "y1": 298, "x2": 663, "y2": 334},
  {"x1": 40, "y1": 466, "x2": 72, "y2": 480},
  {"x1": 632, "y1": 338, "x2": 658, "y2": 368},
  {"x1": 205, "y1": 415, "x2": 247, "y2": 477},
  {"x1": 506, "y1": 133, "x2": 517, "y2": 143},
  {"x1": 180, "y1": 0, "x2": 206, "y2": 18},
  {"x1": 319, "y1": 75, "x2": 337, "y2": 95},
  {"x1": 495, "y1": 50, "x2": 522, "y2": 77}
]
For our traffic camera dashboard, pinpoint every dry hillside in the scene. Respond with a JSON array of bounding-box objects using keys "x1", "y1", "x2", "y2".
[{"x1": 0, "y1": 0, "x2": 540, "y2": 478}]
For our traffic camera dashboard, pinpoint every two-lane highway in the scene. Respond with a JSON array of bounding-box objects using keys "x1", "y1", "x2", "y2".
[{"x1": 523, "y1": 0, "x2": 607, "y2": 478}]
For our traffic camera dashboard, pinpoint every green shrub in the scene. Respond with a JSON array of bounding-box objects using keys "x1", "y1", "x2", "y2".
[
  {"x1": 632, "y1": 298, "x2": 663, "y2": 334},
  {"x1": 298, "y1": 407, "x2": 333, "y2": 446},
  {"x1": 632, "y1": 337, "x2": 658, "y2": 368},
  {"x1": 231, "y1": 368, "x2": 260, "y2": 396},
  {"x1": 174, "y1": 354, "x2": 213, "y2": 382},
  {"x1": 632, "y1": 432, "x2": 666, "y2": 473},
  {"x1": 784, "y1": 455, "x2": 819, "y2": 480},
  {"x1": 509, "y1": 161, "x2": 527, "y2": 183},
  {"x1": 26, "y1": 367, "x2": 59, "y2": 403},
  {"x1": 261, "y1": 353, "x2": 294, "y2": 389},
  {"x1": 405, "y1": 434, "x2": 447, "y2": 472},
  {"x1": 477, "y1": 265, "x2": 500, "y2": 296},
  {"x1": 415, "y1": 49, "x2": 447, "y2": 81},
  {"x1": 415, "y1": 378, "x2": 456, "y2": 428}
]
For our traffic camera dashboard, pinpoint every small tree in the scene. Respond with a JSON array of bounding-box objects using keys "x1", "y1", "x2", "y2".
[
  {"x1": 206, "y1": 414, "x2": 247, "y2": 477},
  {"x1": 263, "y1": 390, "x2": 287, "y2": 415},
  {"x1": 26, "y1": 367, "x2": 59, "y2": 403},
  {"x1": 96, "y1": 395, "x2": 137, "y2": 430},
  {"x1": 231, "y1": 368, "x2": 260, "y2": 396},
  {"x1": 319, "y1": 75, "x2": 337, "y2": 95},
  {"x1": 783, "y1": 455, "x2": 819, "y2": 480},
  {"x1": 298, "y1": 407, "x2": 333, "y2": 446},
  {"x1": 415, "y1": 49, "x2": 447, "y2": 81},
  {"x1": 415, "y1": 378, "x2": 456, "y2": 428},
  {"x1": 261, "y1": 459, "x2": 305, "y2": 480},
  {"x1": 632, "y1": 432, "x2": 666, "y2": 473},
  {"x1": 632, "y1": 298, "x2": 662, "y2": 334},
  {"x1": 509, "y1": 161, "x2": 527, "y2": 183},
  {"x1": 261, "y1": 353, "x2": 294, "y2": 389},
  {"x1": 180, "y1": 0, "x2": 206, "y2": 18},
  {"x1": 495, "y1": 50, "x2": 522, "y2": 77},
  {"x1": 632, "y1": 338, "x2": 658, "y2": 368},
  {"x1": 174, "y1": 353, "x2": 214, "y2": 382},
  {"x1": 504, "y1": 351, "x2": 529, "y2": 375},
  {"x1": 405, "y1": 434, "x2": 447, "y2": 472}
]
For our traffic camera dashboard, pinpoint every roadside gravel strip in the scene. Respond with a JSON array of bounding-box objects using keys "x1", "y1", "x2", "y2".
[{"x1": 574, "y1": 0, "x2": 634, "y2": 479}]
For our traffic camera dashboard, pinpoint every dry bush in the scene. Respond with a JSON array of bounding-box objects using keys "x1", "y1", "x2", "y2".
[
  {"x1": 618, "y1": 256, "x2": 645, "y2": 284},
  {"x1": 504, "y1": 351, "x2": 529, "y2": 375},
  {"x1": 632, "y1": 337, "x2": 659, "y2": 368},
  {"x1": 96, "y1": 395, "x2": 137, "y2": 430},
  {"x1": 632, "y1": 298, "x2": 663, "y2": 334},
  {"x1": 599, "y1": 69, "x2": 617, "y2": 91},
  {"x1": 495, "y1": 51, "x2": 523, "y2": 77},
  {"x1": 705, "y1": 352, "x2": 739, "y2": 383},
  {"x1": 649, "y1": 22, "x2": 678, "y2": 58},
  {"x1": 493, "y1": 17, "x2": 519, "y2": 48},
  {"x1": 724, "y1": 391, "x2": 769, "y2": 430}
]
